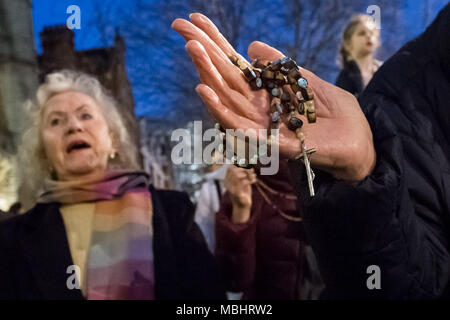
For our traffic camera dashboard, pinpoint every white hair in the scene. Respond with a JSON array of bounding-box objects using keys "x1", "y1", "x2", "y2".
[{"x1": 18, "y1": 70, "x2": 139, "y2": 208}]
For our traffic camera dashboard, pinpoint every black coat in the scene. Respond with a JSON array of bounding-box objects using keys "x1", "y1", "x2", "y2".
[
  {"x1": 0, "y1": 186, "x2": 226, "y2": 300},
  {"x1": 335, "y1": 60, "x2": 365, "y2": 98},
  {"x1": 289, "y1": 4, "x2": 450, "y2": 299}
]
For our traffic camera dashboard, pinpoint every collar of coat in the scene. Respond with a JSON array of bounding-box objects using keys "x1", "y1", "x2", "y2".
[{"x1": 18, "y1": 185, "x2": 180, "y2": 300}]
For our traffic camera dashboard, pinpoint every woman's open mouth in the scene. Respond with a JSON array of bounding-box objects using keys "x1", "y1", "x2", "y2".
[{"x1": 66, "y1": 140, "x2": 91, "y2": 153}]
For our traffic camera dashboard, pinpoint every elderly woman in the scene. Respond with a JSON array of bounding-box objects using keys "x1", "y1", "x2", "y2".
[
  {"x1": 336, "y1": 14, "x2": 382, "y2": 98},
  {"x1": 0, "y1": 70, "x2": 225, "y2": 300}
]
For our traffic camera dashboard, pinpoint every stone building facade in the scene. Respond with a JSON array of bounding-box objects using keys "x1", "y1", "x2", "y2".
[{"x1": 0, "y1": 0, "x2": 39, "y2": 211}]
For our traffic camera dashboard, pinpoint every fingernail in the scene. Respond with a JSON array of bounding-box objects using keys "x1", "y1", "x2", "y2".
[{"x1": 189, "y1": 13, "x2": 193, "y2": 19}]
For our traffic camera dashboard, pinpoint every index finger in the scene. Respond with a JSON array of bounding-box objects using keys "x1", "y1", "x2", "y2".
[{"x1": 189, "y1": 13, "x2": 249, "y2": 65}]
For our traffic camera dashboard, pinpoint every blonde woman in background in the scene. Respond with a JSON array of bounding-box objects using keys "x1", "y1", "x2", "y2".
[{"x1": 336, "y1": 14, "x2": 382, "y2": 98}]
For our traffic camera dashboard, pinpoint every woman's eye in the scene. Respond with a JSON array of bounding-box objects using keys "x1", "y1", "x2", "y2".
[
  {"x1": 81, "y1": 113, "x2": 92, "y2": 120},
  {"x1": 50, "y1": 119, "x2": 60, "y2": 126}
]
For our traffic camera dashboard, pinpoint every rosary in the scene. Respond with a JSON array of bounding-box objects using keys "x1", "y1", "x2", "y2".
[{"x1": 223, "y1": 55, "x2": 317, "y2": 197}]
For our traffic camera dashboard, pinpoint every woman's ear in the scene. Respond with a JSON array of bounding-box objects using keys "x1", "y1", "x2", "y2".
[{"x1": 343, "y1": 40, "x2": 353, "y2": 55}]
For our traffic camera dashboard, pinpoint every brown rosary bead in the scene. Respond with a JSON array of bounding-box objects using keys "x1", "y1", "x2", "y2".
[
  {"x1": 306, "y1": 111, "x2": 316, "y2": 123},
  {"x1": 287, "y1": 69, "x2": 301, "y2": 82},
  {"x1": 304, "y1": 100, "x2": 316, "y2": 123},
  {"x1": 270, "y1": 98, "x2": 281, "y2": 112},
  {"x1": 269, "y1": 59, "x2": 282, "y2": 71},
  {"x1": 274, "y1": 71, "x2": 286, "y2": 85},
  {"x1": 236, "y1": 59, "x2": 247, "y2": 71},
  {"x1": 281, "y1": 58, "x2": 298, "y2": 70},
  {"x1": 271, "y1": 88, "x2": 281, "y2": 97},
  {"x1": 243, "y1": 67, "x2": 257, "y2": 81},
  {"x1": 296, "y1": 129, "x2": 305, "y2": 142},
  {"x1": 280, "y1": 91, "x2": 290, "y2": 103},
  {"x1": 262, "y1": 70, "x2": 275, "y2": 80},
  {"x1": 304, "y1": 100, "x2": 315, "y2": 113},
  {"x1": 300, "y1": 86, "x2": 314, "y2": 100},
  {"x1": 291, "y1": 83, "x2": 301, "y2": 93},
  {"x1": 265, "y1": 81, "x2": 275, "y2": 89},
  {"x1": 288, "y1": 116, "x2": 303, "y2": 130},
  {"x1": 297, "y1": 102, "x2": 305, "y2": 115},
  {"x1": 229, "y1": 55, "x2": 238, "y2": 65}
]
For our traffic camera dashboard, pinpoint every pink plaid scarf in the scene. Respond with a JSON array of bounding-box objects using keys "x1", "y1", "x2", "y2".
[{"x1": 38, "y1": 170, "x2": 155, "y2": 300}]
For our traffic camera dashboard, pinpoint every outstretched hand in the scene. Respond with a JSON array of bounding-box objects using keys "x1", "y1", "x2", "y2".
[{"x1": 172, "y1": 13, "x2": 375, "y2": 181}]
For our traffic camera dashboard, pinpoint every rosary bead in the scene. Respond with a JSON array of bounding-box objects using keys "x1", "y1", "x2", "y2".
[
  {"x1": 288, "y1": 116, "x2": 304, "y2": 130},
  {"x1": 296, "y1": 91, "x2": 305, "y2": 103},
  {"x1": 280, "y1": 91, "x2": 290, "y2": 103},
  {"x1": 274, "y1": 71, "x2": 286, "y2": 84},
  {"x1": 296, "y1": 129, "x2": 305, "y2": 141},
  {"x1": 280, "y1": 57, "x2": 290, "y2": 65},
  {"x1": 272, "y1": 121, "x2": 280, "y2": 129},
  {"x1": 287, "y1": 76, "x2": 297, "y2": 85},
  {"x1": 250, "y1": 77, "x2": 263, "y2": 90},
  {"x1": 297, "y1": 77, "x2": 308, "y2": 88},
  {"x1": 266, "y1": 81, "x2": 275, "y2": 90},
  {"x1": 270, "y1": 59, "x2": 282, "y2": 71},
  {"x1": 304, "y1": 100, "x2": 315, "y2": 113},
  {"x1": 255, "y1": 78, "x2": 263, "y2": 88},
  {"x1": 306, "y1": 111, "x2": 316, "y2": 123},
  {"x1": 237, "y1": 59, "x2": 247, "y2": 71},
  {"x1": 280, "y1": 66, "x2": 290, "y2": 74},
  {"x1": 288, "y1": 68, "x2": 301, "y2": 82},
  {"x1": 297, "y1": 102, "x2": 305, "y2": 115},
  {"x1": 282, "y1": 58, "x2": 298, "y2": 70},
  {"x1": 272, "y1": 111, "x2": 280, "y2": 122},
  {"x1": 271, "y1": 88, "x2": 281, "y2": 97},
  {"x1": 275, "y1": 102, "x2": 283, "y2": 114},
  {"x1": 305, "y1": 100, "x2": 316, "y2": 123},
  {"x1": 262, "y1": 70, "x2": 275, "y2": 80},
  {"x1": 288, "y1": 103, "x2": 295, "y2": 112},
  {"x1": 291, "y1": 83, "x2": 301, "y2": 93},
  {"x1": 301, "y1": 86, "x2": 314, "y2": 100},
  {"x1": 243, "y1": 67, "x2": 257, "y2": 81},
  {"x1": 229, "y1": 56, "x2": 238, "y2": 65}
]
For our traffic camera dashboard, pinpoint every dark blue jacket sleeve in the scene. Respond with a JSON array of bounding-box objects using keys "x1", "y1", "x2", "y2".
[{"x1": 289, "y1": 95, "x2": 450, "y2": 299}]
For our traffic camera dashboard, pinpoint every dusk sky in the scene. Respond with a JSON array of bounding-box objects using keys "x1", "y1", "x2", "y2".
[{"x1": 32, "y1": 0, "x2": 449, "y2": 117}]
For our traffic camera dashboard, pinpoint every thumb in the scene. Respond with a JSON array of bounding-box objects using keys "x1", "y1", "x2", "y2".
[{"x1": 247, "y1": 41, "x2": 285, "y2": 62}]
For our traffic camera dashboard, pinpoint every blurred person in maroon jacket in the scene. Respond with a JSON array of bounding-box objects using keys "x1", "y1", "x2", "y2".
[{"x1": 215, "y1": 161, "x2": 324, "y2": 300}]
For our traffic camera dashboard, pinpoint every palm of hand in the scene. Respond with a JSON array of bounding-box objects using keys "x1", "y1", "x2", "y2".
[{"x1": 172, "y1": 13, "x2": 375, "y2": 181}]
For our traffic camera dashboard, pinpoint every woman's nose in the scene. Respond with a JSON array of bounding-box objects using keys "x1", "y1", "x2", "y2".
[{"x1": 65, "y1": 117, "x2": 83, "y2": 135}]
